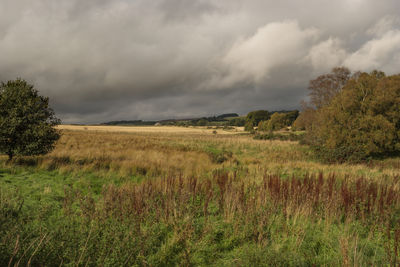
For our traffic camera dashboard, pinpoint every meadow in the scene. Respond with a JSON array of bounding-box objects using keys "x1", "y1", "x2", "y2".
[{"x1": 1, "y1": 126, "x2": 400, "y2": 266}]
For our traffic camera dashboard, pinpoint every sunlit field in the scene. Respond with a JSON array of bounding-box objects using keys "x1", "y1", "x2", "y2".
[
  {"x1": 2, "y1": 127, "x2": 400, "y2": 266},
  {"x1": 57, "y1": 124, "x2": 244, "y2": 134}
]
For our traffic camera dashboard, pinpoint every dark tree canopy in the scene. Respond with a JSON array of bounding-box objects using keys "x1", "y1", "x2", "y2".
[
  {"x1": 245, "y1": 110, "x2": 270, "y2": 131},
  {"x1": 306, "y1": 71, "x2": 400, "y2": 162},
  {"x1": 258, "y1": 110, "x2": 299, "y2": 131},
  {"x1": 0, "y1": 79, "x2": 61, "y2": 160}
]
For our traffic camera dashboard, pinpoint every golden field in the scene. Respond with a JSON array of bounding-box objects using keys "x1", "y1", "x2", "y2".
[
  {"x1": 57, "y1": 124, "x2": 244, "y2": 134},
  {"x1": 19, "y1": 126, "x2": 400, "y2": 182}
]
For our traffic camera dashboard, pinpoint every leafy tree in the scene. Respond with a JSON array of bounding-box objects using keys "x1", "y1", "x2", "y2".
[
  {"x1": 258, "y1": 113, "x2": 286, "y2": 131},
  {"x1": 308, "y1": 67, "x2": 351, "y2": 109},
  {"x1": 0, "y1": 79, "x2": 61, "y2": 160},
  {"x1": 306, "y1": 71, "x2": 400, "y2": 162},
  {"x1": 258, "y1": 111, "x2": 299, "y2": 131},
  {"x1": 294, "y1": 67, "x2": 351, "y2": 130},
  {"x1": 245, "y1": 110, "x2": 270, "y2": 131}
]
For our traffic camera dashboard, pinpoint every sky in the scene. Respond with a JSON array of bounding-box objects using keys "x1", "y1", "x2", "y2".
[{"x1": 1, "y1": 0, "x2": 400, "y2": 123}]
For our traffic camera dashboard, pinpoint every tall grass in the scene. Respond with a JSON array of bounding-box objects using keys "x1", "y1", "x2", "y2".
[
  {"x1": 5, "y1": 129, "x2": 400, "y2": 180},
  {"x1": 2, "y1": 171, "x2": 400, "y2": 265},
  {"x1": 1, "y1": 128, "x2": 400, "y2": 265}
]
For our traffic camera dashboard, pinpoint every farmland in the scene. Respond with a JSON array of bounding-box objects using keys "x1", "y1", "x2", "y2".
[{"x1": 1, "y1": 126, "x2": 400, "y2": 266}]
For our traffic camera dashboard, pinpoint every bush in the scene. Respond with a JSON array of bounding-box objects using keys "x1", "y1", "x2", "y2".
[{"x1": 306, "y1": 71, "x2": 400, "y2": 162}]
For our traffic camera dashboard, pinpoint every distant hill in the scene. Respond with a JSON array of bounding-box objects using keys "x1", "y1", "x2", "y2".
[
  {"x1": 101, "y1": 113, "x2": 239, "y2": 126},
  {"x1": 216, "y1": 113, "x2": 239, "y2": 119},
  {"x1": 101, "y1": 120, "x2": 156, "y2": 126}
]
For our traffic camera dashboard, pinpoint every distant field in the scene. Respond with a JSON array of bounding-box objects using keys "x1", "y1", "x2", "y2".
[{"x1": 57, "y1": 124, "x2": 245, "y2": 134}]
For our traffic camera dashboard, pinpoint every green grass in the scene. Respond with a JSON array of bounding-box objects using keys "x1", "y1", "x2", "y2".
[{"x1": 1, "y1": 166, "x2": 399, "y2": 266}]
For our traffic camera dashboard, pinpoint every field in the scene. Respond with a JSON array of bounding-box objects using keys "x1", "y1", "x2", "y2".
[
  {"x1": 1, "y1": 126, "x2": 400, "y2": 266},
  {"x1": 57, "y1": 125, "x2": 244, "y2": 135}
]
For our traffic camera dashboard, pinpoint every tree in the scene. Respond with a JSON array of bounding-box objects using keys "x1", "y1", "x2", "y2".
[
  {"x1": 0, "y1": 79, "x2": 61, "y2": 161},
  {"x1": 308, "y1": 67, "x2": 351, "y2": 109},
  {"x1": 245, "y1": 110, "x2": 270, "y2": 131},
  {"x1": 306, "y1": 71, "x2": 400, "y2": 162},
  {"x1": 284, "y1": 110, "x2": 299, "y2": 126},
  {"x1": 229, "y1": 117, "x2": 246, "y2": 127},
  {"x1": 292, "y1": 101, "x2": 316, "y2": 131},
  {"x1": 258, "y1": 111, "x2": 299, "y2": 132},
  {"x1": 294, "y1": 67, "x2": 352, "y2": 131}
]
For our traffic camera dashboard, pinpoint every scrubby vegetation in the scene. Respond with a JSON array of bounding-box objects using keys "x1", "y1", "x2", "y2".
[{"x1": 1, "y1": 129, "x2": 400, "y2": 265}]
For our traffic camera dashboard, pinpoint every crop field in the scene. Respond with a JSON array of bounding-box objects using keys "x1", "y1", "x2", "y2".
[{"x1": 1, "y1": 127, "x2": 400, "y2": 266}]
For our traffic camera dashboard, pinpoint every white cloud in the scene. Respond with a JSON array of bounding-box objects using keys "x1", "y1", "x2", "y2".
[
  {"x1": 307, "y1": 38, "x2": 348, "y2": 74},
  {"x1": 215, "y1": 21, "x2": 319, "y2": 87},
  {"x1": 345, "y1": 30, "x2": 400, "y2": 73}
]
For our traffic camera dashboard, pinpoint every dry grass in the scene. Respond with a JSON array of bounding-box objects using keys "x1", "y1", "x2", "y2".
[
  {"x1": 8, "y1": 127, "x2": 399, "y2": 183},
  {"x1": 57, "y1": 124, "x2": 244, "y2": 135}
]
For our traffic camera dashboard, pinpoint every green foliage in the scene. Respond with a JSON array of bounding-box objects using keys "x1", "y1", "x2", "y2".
[
  {"x1": 229, "y1": 117, "x2": 246, "y2": 126},
  {"x1": 245, "y1": 110, "x2": 270, "y2": 131},
  {"x1": 306, "y1": 71, "x2": 400, "y2": 162},
  {"x1": 0, "y1": 79, "x2": 60, "y2": 160},
  {"x1": 258, "y1": 111, "x2": 299, "y2": 131}
]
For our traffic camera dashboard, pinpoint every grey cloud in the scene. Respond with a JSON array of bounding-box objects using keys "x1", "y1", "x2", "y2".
[{"x1": 0, "y1": 0, "x2": 400, "y2": 123}]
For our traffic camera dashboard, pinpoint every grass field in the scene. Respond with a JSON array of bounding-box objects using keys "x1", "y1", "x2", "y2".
[
  {"x1": 57, "y1": 124, "x2": 245, "y2": 135},
  {"x1": 1, "y1": 126, "x2": 400, "y2": 266}
]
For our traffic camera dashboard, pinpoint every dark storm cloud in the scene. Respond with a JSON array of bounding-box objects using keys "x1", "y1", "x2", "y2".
[{"x1": 1, "y1": 0, "x2": 400, "y2": 123}]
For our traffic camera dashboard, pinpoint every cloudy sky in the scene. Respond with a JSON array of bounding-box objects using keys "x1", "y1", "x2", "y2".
[{"x1": 1, "y1": 0, "x2": 400, "y2": 123}]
